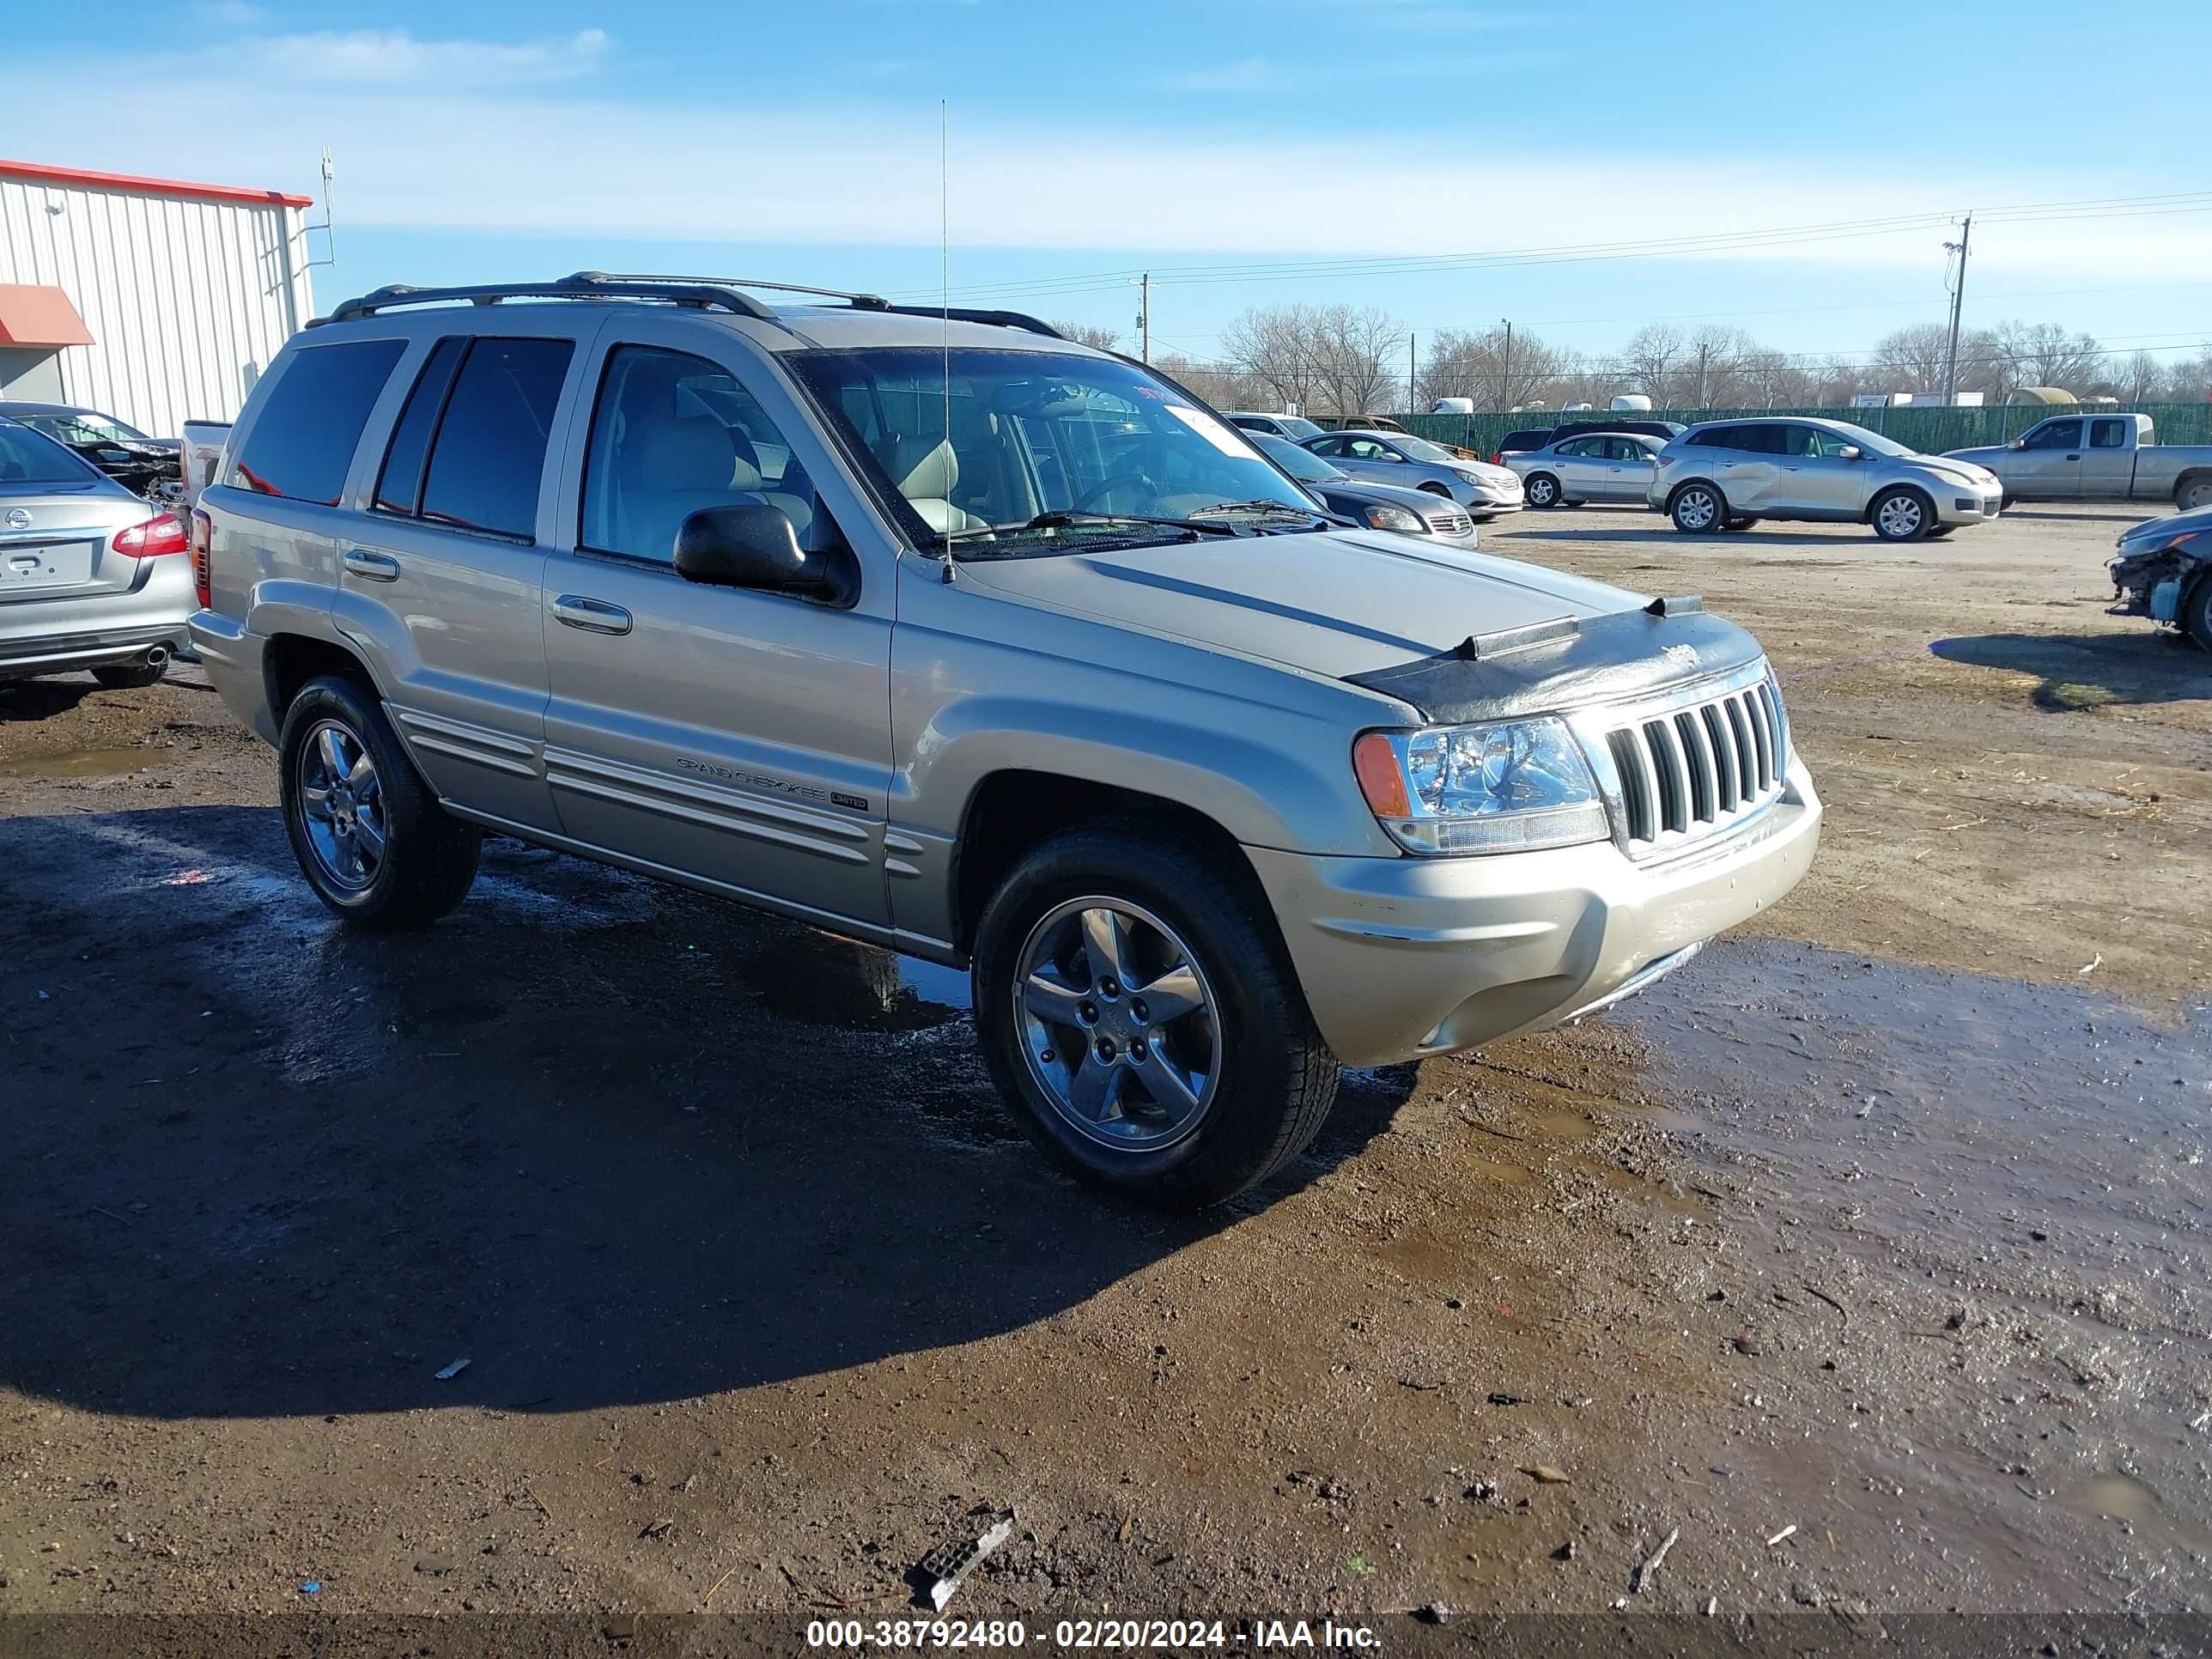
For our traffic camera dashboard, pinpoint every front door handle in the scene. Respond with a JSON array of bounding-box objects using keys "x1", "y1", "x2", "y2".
[
  {"x1": 343, "y1": 549, "x2": 400, "y2": 582},
  {"x1": 553, "y1": 594, "x2": 633, "y2": 635}
]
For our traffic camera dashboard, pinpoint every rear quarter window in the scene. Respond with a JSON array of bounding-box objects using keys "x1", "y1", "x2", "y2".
[{"x1": 230, "y1": 338, "x2": 407, "y2": 505}]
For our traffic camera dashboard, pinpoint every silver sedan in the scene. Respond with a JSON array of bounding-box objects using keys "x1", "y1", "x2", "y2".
[
  {"x1": 1301, "y1": 428, "x2": 1524, "y2": 519},
  {"x1": 1504, "y1": 432, "x2": 1667, "y2": 508},
  {"x1": 1, "y1": 417, "x2": 194, "y2": 690}
]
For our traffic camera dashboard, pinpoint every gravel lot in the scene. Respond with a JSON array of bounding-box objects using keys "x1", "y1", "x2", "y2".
[{"x1": 2, "y1": 502, "x2": 2206, "y2": 1647}]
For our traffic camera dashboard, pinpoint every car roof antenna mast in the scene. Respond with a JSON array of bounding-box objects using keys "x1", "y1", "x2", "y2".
[{"x1": 939, "y1": 97, "x2": 955, "y2": 580}]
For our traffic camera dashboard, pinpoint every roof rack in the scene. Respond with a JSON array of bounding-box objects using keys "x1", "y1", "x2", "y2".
[
  {"x1": 325, "y1": 276, "x2": 775, "y2": 325},
  {"x1": 579, "y1": 275, "x2": 1065, "y2": 338},
  {"x1": 320, "y1": 271, "x2": 1066, "y2": 342}
]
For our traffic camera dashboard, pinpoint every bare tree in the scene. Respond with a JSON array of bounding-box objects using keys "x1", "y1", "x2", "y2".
[
  {"x1": 1872, "y1": 323, "x2": 1955, "y2": 393},
  {"x1": 1152, "y1": 351, "x2": 1250, "y2": 410},
  {"x1": 1049, "y1": 320, "x2": 1121, "y2": 353},
  {"x1": 2166, "y1": 351, "x2": 2212, "y2": 404},
  {"x1": 1222, "y1": 305, "x2": 1328, "y2": 416},
  {"x1": 1616, "y1": 324, "x2": 1691, "y2": 404},
  {"x1": 1308, "y1": 304, "x2": 1404, "y2": 418},
  {"x1": 2114, "y1": 351, "x2": 2168, "y2": 405},
  {"x1": 1989, "y1": 320, "x2": 2105, "y2": 396}
]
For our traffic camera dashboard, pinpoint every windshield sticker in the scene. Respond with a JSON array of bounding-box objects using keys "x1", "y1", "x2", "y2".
[{"x1": 1164, "y1": 404, "x2": 1249, "y2": 457}]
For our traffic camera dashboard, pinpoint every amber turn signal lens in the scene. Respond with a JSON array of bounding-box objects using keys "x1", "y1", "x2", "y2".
[{"x1": 1352, "y1": 732, "x2": 1410, "y2": 818}]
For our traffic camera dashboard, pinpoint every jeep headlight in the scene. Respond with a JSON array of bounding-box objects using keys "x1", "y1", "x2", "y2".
[
  {"x1": 1364, "y1": 501, "x2": 1426, "y2": 532},
  {"x1": 1352, "y1": 718, "x2": 1610, "y2": 854}
]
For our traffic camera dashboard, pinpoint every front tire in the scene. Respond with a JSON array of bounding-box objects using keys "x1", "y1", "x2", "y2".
[
  {"x1": 278, "y1": 674, "x2": 483, "y2": 931},
  {"x1": 2185, "y1": 573, "x2": 2212, "y2": 653},
  {"x1": 972, "y1": 824, "x2": 1340, "y2": 1207},
  {"x1": 1524, "y1": 472, "x2": 1560, "y2": 508},
  {"x1": 1670, "y1": 482, "x2": 1726, "y2": 534},
  {"x1": 1871, "y1": 487, "x2": 1933, "y2": 542}
]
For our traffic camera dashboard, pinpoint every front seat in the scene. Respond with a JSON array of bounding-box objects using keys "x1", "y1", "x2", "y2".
[
  {"x1": 614, "y1": 405, "x2": 755, "y2": 561},
  {"x1": 884, "y1": 436, "x2": 987, "y2": 536}
]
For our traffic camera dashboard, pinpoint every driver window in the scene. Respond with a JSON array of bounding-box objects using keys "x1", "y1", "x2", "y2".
[
  {"x1": 2022, "y1": 420, "x2": 2082, "y2": 451},
  {"x1": 1350, "y1": 439, "x2": 1390, "y2": 460},
  {"x1": 580, "y1": 345, "x2": 815, "y2": 563}
]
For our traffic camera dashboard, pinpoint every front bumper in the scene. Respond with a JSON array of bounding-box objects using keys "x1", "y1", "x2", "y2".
[
  {"x1": 1248, "y1": 760, "x2": 1821, "y2": 1066},
  {"x1": 1931, "y1": 484, "x2": 2003, "y2": 527},
  {"x1": 0, "y1": 556, "x2": 195, "y2": 679}
]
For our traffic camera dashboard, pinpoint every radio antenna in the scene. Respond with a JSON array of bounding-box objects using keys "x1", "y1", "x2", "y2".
[{"x1": 939, "y1": 98, "x2": 952, "y2": 570}]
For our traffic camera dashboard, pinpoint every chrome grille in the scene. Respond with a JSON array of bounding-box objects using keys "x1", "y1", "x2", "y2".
[
  {"x1": 1601, "y1": 672, "x2": 1788, "y2": 858},
  {"x1": 1425, "y1": 509, "x2": 1474, "y2": 538}
]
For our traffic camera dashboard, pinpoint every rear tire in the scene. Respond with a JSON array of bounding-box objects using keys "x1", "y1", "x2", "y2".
[
  {"x1": 972, "y1": 823, "x2": 1340, "y2": 1208},
  {"x1": 1669, "y1": 482, "x2": 1726, "y2": 534},
  {"x1": 92, "y1": 658, "x2": 167, "y2": 690},
  {"x1": 1871, "y1": 487, "x2": 1933, "y2": 542},
  {"x1": 2178, "y1": 477, "x2": 2212, "y2": 513},
  {"x1": 278, "y1": 674, "x2": 482, "y2": 932},
  {"x1": 1524, "y1": 472, "x2": 1560, "y2": 508}
]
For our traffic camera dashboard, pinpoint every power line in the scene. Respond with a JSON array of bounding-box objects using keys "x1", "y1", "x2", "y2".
[{"x1": 905, "y1": 187, "x2": 2212, "y2": 307}]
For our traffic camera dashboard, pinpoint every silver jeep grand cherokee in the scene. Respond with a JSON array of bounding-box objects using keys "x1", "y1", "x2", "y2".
[{"x1": 191, "y1": 273, "x2": 1820, "y2": 1206}]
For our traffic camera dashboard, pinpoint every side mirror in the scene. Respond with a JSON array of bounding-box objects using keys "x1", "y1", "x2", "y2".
[
  {"x1": 673, "y1": 504, "x2": 852, "y2": 605},
  {"x1": 1838, "y1": 445, "x2": 1863, "y2": 462},
  {"x1": 2007, "y1": 438, "x2": 2027, "y2": 450}
]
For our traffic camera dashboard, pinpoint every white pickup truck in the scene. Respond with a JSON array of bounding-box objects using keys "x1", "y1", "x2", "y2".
[{"x1": 1947, "y1": 413, "x2": 2212, "y2": 510}]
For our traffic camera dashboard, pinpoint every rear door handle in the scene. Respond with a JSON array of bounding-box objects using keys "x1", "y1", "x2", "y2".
[
  {"x1": 553, "y1": 594, "x2": 633, "y2": 635},
  {"x1": 343, "y1": 549, "x2": 400, "y2": 582}
]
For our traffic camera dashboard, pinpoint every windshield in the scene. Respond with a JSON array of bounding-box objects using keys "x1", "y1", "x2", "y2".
[
  {"x1": 787, "y1": 347, "x2": 1319, "y2": 553},
  {"x1": 25, "y1": 411, "x2": 148, "y2": 447},
  {"x1": 1272, "y1": 416, "x2": 1323, "y2": 441},
  {"x1": 0, "y1": 422, "x2": 96, "y2": 488},
  {"x1": 1391, "y1": 434, "x2": 1460, "y2": 465},
  {"x1": 1825, "y1": 421, "x2": 1916, "y2": 459},
  {"x1": 1255, "y1": 433, "x2": 1340, "y2": 481}
]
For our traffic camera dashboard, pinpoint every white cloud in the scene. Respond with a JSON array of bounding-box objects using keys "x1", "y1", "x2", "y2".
[
  {"x1": 9, "y1": 43, "x2": 2209, "y2": 285},
  {"x1": 236, "y1": 27, "x2": 611, "y2": 88}
]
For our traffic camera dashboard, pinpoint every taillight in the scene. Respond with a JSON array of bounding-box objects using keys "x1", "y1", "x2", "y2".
[
  {"x1": 1490, "y1": 451, "x2": 1503, "y2": 465},
  {"x1": 188, "y1": 507, "x2": 213, "y2": 608},
  {"x1": 1655, "y1": 456, "x2": 1677, "y2": 469},
  {"x1": 112, "y1": 513, "x2": 188, "y2": 559}
]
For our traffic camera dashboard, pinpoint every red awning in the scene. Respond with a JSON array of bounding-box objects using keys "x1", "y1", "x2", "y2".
[{"x1": 0, "y1": 283, "x2": 94, "y2": 349}]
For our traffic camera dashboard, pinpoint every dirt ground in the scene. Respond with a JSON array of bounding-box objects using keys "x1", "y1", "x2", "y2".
[{"x1": 1, "y1": 502, "x2": 2207, "y2": 1651}]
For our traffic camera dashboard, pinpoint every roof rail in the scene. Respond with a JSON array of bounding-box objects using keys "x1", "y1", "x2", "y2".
[
  {"x1": 878, "y1": 305, "x2": 1064, "y2": 340},
  {"x1": 325, "y1": 276, "x2": 776, "y2": 325},
  {"x1": 571, "y1": 272, "x2": 894, "y2": 311},
  {"x1": 565, "y1": 274, "x2": 1066, "y2": 337}
]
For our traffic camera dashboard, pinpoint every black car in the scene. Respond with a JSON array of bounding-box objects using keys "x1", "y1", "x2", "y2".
[
  {"x1": 1492, "y1": 418, "x2": 1685, "y2": 465},
  {"x1": 0, "y1": 401, "x2": 181, "y2": 502}
]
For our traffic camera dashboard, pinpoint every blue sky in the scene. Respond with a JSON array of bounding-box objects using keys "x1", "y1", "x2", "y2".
[{"x1": 9, "y1": 0, "x2": 2211, "y2": 372}]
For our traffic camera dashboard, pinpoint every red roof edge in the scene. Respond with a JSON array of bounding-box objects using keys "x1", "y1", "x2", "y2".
[{"x1": 0, "y1": 157, "x2": 314, "y2": 211}]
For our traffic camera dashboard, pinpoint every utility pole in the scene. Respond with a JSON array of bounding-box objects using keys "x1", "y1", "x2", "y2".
[
  {"x1": 1498, "y1": 319, "x2": 1513, "y2": 413},
  {"x1": 1694, "y1": 342, "x2": 1711, "y2": 409},
  {"x1": 1135, "y1": 273, "x2": 1152, "y2": 365},
  {"x1": 1408, "y1": 332, "x2": 1417, "y2": 416},
  {"x1": 1942, "y1": 215, "x2": 1972, "y2": 407}
]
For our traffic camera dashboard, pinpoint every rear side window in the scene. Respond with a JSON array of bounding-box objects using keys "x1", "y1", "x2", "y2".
[
  {"x1": 1687, "y1": 426, "x2": 1737, "y2": 448},
  {"x1": 416, "y1": 337, "x2": 574, "y2": 539},
  {"x1": 2089, "y1": 418, "x2": 2130, "y2": 449},
  {"x1": 230, "y1": 338, "x2": 405, "y2": 504},
  {"x1": 374, "y1": 337, "x2": 467, "y2": 516}
]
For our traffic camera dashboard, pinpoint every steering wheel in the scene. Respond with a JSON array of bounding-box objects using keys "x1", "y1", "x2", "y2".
[{"x1": 1072, "y1": 472, "x2": 1153, "y2": 512}]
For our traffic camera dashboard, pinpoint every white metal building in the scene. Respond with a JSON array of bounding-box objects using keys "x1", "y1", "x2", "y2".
[{"x1": 0, "y1": 158, "x2": 315, "y2": 439}]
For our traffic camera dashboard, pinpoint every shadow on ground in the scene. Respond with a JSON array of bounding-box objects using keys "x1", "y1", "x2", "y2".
[
  {"x1": 1506, "y1": 526, "x2": 1869, "y2": 549},
  {"x1": 0, "y1": 805, "x2": 1412, "y2": 1424},
  {"x1": 1929, "y1": 629, "x2": 2208, "y2": 709}
]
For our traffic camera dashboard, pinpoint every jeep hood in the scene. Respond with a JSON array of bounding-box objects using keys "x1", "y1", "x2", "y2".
[{"x1": 955, "y1": 529, "x2": 1761, "y2": 708}]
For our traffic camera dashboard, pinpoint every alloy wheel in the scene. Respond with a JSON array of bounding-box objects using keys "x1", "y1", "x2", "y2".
[
  {"x1": 296, "y1": 720, "x2": 387, "y2": 890},
  {"x1": 1877, "y1": 494, "x2": 1924, "y2": 538},
  {"x1": 1013, "y1": 897, "x2": 1222, "y2": 1152}
]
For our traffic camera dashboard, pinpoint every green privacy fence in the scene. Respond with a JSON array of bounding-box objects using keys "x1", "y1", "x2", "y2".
[{"x1": 1395, "y1": 402, "x2": 2212, "y2": 456}]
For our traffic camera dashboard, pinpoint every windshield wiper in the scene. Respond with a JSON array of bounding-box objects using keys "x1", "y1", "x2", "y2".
[
  {"x1": 1187, "y1": 499, "x2": 1336, "y2": 522},
  {"x1": 945, "y1": 510, "x2": 1243, "y2": 544}
]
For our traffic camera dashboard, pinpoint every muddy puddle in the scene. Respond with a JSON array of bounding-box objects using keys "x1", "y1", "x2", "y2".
[{"x1": 1614, "y1": 939, "x2": 2211, "y2": 1285}]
